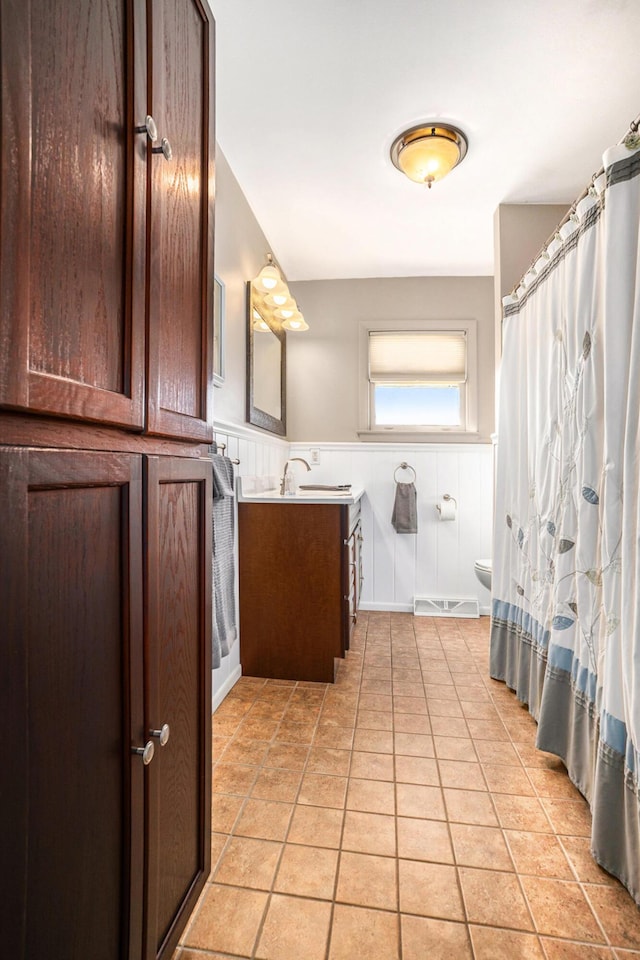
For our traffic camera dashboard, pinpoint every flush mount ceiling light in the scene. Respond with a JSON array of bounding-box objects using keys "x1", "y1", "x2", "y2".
[{"x1": 390, "y1": 123, "x2": 468, "y2": 188}]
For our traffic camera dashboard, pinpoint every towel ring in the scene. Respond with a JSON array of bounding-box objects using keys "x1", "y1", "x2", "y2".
[{"x1": 394, "y1": 462, "x2": 416, "y2": 483}]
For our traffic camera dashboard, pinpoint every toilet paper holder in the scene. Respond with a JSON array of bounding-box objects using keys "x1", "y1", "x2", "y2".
[{"x1": 437, "y1": 494, "x2": 457, "y2": 517}]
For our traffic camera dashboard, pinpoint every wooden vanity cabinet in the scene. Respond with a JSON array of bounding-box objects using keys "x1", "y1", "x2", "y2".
[{"x1": 238, "y1": 497, "x2": 363, "y2": 682}]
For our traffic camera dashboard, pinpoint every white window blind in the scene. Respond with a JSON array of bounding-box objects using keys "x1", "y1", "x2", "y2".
[{"x1": 368, "y1": 331, "x2": 467, "y2": 383}]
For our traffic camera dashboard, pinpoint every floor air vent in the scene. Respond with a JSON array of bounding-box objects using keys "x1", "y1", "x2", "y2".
[{"x1": 413, "y1": 597, "x2": 480, "y2": 619}]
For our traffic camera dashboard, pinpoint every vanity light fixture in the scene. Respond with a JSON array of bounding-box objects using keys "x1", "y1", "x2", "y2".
[
  {"x1": 390, "y1": 122, "x2": 468, "y2": 188},
  {"x1": 251, "y1": 254, "x2": 309, "y2": 332}
]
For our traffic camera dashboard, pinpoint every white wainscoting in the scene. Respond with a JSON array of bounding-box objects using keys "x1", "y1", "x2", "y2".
[
  {"x1": 290, "y1": 442, "x2": 493, "y2": 615},
  {"x1": 212, "y1": 418, "x2": 289, "y2": 709}
]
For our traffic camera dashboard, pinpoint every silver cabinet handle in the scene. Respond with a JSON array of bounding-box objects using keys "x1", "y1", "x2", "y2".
[
  {"x1": 150, "y1": 723, "x2": 170, "y2": 747},
  {"x1": 152, "y1": 137, "x2": 173, "y2": 161},
  {"x1": 135, "y1": 115, "x2": 158, "y2": 142},
  {"x1": 132, "y1": 740, "x2": 155, "y2": 765}
]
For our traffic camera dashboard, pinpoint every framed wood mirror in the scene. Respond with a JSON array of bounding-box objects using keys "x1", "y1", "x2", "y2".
[
  {"x1": 213, "y1": 274, "x2": 225, "y2": 387},
  {"x1": 246, "y1": 281, "x2": 286, "y2": 435}
]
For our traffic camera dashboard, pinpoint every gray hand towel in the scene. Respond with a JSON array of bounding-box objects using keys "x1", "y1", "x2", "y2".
[
  {"x1": 392, "y1": 481, "x2": 417, "y2": 534},
  {"x1": 211, "y1": 454, "x2": 237, "y2": 668}
]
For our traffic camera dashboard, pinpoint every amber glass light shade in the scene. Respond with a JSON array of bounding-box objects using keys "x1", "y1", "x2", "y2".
[{"x1": 390, "y1": 124, "x2": 468, "y2": 187}]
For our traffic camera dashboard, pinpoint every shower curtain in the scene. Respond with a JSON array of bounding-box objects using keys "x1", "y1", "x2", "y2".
[{"x1": 491, "y1": 138, "x2": 640, "y2": 902}]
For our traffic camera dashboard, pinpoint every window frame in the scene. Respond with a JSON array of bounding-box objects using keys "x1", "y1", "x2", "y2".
[{"x1": 358, "y1": 319, "x2": 479, "y2": 440}]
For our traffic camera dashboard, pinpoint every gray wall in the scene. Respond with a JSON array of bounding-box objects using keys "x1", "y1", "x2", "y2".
[
  {"x1": 493, "y1": 203, "x2": 570, "y2": 365},
  {"x1": 286, "y1": 276, "x2": 495, "y2": 442}
]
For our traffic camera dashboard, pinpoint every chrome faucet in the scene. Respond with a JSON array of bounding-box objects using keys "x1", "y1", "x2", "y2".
[{"x1": 280, "y1": 457, "x2": 311, "y2": 495}]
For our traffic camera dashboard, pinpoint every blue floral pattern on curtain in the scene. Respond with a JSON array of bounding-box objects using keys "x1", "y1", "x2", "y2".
[{"x1": 491, "y1": 141, "x2": 640, "y2": 904}]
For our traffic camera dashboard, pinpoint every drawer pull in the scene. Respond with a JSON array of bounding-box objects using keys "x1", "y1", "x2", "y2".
[
  {"x1": 150, "y1": 723, "x2": 170, "y2": 747},
  {"x1": 135, "y1": 114, "x2": 158, "y2": 142},
  {"x1": 132, "y1": 740, "x2": 155, "y2": 765},
  {"x1": 152, "y1": 137, "x2": 173, "y2": 161}
]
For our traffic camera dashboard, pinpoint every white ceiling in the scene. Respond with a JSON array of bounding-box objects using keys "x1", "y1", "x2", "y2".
[{"x1": 211, "y1": 0, "x2": 640, "y2": 280}]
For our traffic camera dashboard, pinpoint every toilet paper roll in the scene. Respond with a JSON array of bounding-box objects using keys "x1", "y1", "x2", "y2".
[{"x1": 438, "y1": 499, "x2": 456, "y2": 521}]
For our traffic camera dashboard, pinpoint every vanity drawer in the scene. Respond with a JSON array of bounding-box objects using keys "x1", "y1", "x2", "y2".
[{"x1": 348, "y1": 497, "x2": 361, "y2": 535}]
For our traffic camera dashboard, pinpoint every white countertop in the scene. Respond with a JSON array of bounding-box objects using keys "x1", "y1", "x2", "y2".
[{"x1": 237, "y1": 477, "x2": 364, "y2": 505}]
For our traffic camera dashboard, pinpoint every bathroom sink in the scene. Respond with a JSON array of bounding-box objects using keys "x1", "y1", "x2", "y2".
[
  {"x1": 241, "y1": 488, "x2": 355, "y2": 501},
  {"x1": 237, "y1": 477, "x2": 363, "y2": 504}
]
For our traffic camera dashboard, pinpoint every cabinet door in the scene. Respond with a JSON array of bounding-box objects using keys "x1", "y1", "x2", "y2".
[
  {"x1": 239, "y1": 502, "x2": 343, "y2": 682},
  {"x1": 0, "y1": 448, "x2": 145, "y2": 960},
  {"x1": 146, "y1": 0, "x2": 215, "y2": 442},
  {"x1": 144, "y1": 456, "x2": 212, "y2": 960},
  {"x1": 0, "y1": 0, "x2": 147, "y2": 429}
]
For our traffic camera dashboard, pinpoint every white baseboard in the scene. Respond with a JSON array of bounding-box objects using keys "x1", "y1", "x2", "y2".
[
  {"x1": 212, "y1": 663, "x2": 242, "y2": 712},
  {"x1": 359, "y1": 601, "x2": 415, "y2": 613},
  {"x1": 360, "y1": 601, "x2": 492, "y2": 617}
]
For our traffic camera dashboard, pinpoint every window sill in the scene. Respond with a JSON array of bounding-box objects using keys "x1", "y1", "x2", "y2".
[{"x1": 357, "y1": 429, "x2": 485, "y2": 443}]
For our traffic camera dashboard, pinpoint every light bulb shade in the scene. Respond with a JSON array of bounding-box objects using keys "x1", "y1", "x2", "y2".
[
  {"x1": 264, "y1": 292, "x2": 290, "y2": 308},
  {"x1": 252, "y1": 308, "x2": 270, "y2": 332},
  {"x1": 282, "y1": 312, "x2": 309, "y2": 332},
  {"x1": 254, "y1": 262, "x2": 281, "y2": 290},
  {"x1": 390, "y1": 123, "x2": 468, "y2": 186},
  {"x1": 274, "y1": 303, "x2": 297, "y2": 320}
]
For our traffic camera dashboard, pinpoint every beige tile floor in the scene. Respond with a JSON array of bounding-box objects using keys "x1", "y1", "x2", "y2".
[{"x1": 174, "y1": 611, "x2": 640, "y2": 960}]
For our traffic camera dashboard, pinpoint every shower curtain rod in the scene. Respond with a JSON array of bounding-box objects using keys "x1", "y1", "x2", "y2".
[{"x1": 508, "y1": 112, "x2": 640, "y2": 299}]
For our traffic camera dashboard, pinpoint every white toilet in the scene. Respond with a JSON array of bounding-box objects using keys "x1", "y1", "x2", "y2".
[{"x1": 474, "y1": 558, "x2": 492, "y2": 591}]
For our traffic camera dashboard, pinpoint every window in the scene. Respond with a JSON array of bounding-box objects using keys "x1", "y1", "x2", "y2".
[{"x1": 359, "y1": 321, "x2": 478, "y2": 438}]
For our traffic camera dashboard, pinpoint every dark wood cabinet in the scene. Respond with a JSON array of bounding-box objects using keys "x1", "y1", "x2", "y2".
[
  {"x1": 1, "y1": 450, "x2": 212, "y2": 960},
  {"x1": 144, "y1": 457, "x2": 212, "y2": 960},
  {"x1": 0, "y1": 0, "x2": 215, "y2": 957},
  {"x1": 146, "y1": 0, "x2": 215, "y2": 442},
  {"x1": 0, "y1": 0, "x2": 214, "y2": 443},
  {"x1": 1, "y1": 448, "x2": 146, "y2": 959},
  {"x1": 0, "y1": 0, "x2": 147, "y2": 430},
  {"x1": 238, "y1": 497, "x2": 363, "y2": 682}
]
